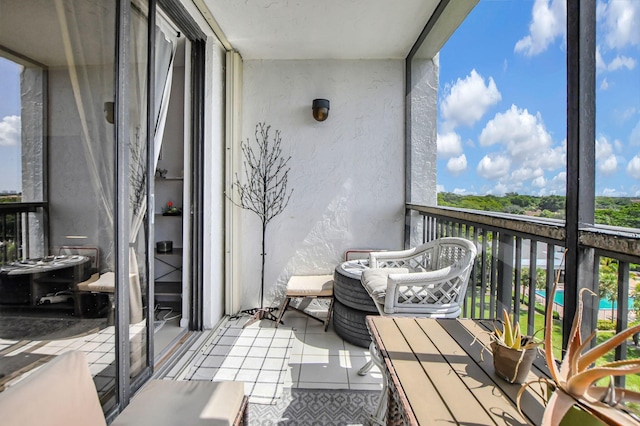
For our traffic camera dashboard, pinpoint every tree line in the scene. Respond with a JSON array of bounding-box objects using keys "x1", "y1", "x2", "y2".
[{"x1": 437, "y1": 192, "x2": 640, "y2": 228}]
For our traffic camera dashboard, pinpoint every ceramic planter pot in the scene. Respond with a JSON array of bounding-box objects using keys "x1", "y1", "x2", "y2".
[{"x1": 491, "y1": 341, "x2": 537, "y2": 384}]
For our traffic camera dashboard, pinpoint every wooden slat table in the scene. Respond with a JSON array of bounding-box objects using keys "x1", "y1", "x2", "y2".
[{"x1": 367, "y1": 316, "x2": 548, "y2": 425}]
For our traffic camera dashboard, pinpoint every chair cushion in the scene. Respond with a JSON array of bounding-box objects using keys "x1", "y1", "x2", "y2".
[
  {"x1": 0, "y1": 351, "x2": 107, "y2": 426},
  {"x1": 361, "y1": 268, "x2": 409, "y2": 303},
  {"x1": 111, "y1": 380, "x2": 245, "y2": 426},
  {"x1": 286, "y1": 275, "x2": 334, "y2": 297},
  {"x1": 77, "y1": 271, "x2": 115, "y2": 293}
]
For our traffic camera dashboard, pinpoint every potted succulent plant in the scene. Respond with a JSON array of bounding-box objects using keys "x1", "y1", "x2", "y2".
[{"x1": 491, "y1": 309, "x2": 541, "y2": 384}]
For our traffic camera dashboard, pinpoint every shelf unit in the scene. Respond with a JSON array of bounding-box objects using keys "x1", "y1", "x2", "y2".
[{"x1": 154, "y1": 177, "x2": 184, "y2": 316}]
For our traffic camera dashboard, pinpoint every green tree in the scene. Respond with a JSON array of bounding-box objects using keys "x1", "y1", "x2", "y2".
[
  {"x1": 598, "y1": 259, "x2": 619, "y2": 320},
  {"x1": 538, "y1": 196, "x2": 565, "y2": 212}
]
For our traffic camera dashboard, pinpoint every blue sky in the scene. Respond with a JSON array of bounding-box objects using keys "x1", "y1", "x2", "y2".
[
  {"x1": 437, "y1": 0, "x2": 640, "y2": 197},
  {"x1": 0, "y1": 57, "x2": 22, "y2": 193}
]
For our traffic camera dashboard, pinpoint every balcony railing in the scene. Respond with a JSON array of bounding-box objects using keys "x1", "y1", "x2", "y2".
[
  {"x1": 407, "y1": 204, "x2": 640, "y2": 384},
  {"x1": 0, "y1": 202, "x2": 48, "y2": 264}
]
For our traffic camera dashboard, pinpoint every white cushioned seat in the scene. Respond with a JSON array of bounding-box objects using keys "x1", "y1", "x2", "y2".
[
  {"x1": 0, "y1": 351, "x2": 107, "y2": 426},
  {"x1": 77, "y1": 271, "x2": 115, "y2": 292},
  {"x1": 285, "y1": 275, "x2": 334, "y2": 297},
  {"x1": 112, "y1": 380, "x2": 246, "y2": 426},
  {"x1": 361, "y1": 268, "x2": 409, "y2": 304}
]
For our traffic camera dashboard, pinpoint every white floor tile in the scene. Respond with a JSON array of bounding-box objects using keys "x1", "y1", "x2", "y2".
[
  {"x1": 228, "y1": 346, "x2": 251, "y2": 357},
  {"x1": 262, "y1": 357, "x2": 284, "y2": 370},
  {"x1": 235, "y1": 369, "x2": 260, "y2": 383},
  {"x1": 200, "y1": 355, "x2": 225, "y2": 368},
  {"x1": 298, "y1": 355, "x2": 348, "y2": 384},
  {"x1": 213, "y1": 367, "x2": 238, "y2": 381},
  {"x1": 296, "y1": 381, "x2": 350, "y2": 389},
  {"x1": 217, "y1": 335, "x2": 241, "y2": 346},
  {"x1": 257, "y1": 369, "x2": 281, "y2": 383},
  {"x1": 220, "y1": 356, "x2": 245, "y2": 369},
  {"x1": 349, "y1": 383, "x2": 383, "y2": 391},
  {"x1": 246, "y1": 346, "x2": 269, "y2": 358},
  {"x1": 266, "y1": 347, "x2": 288, "y2": 358},
  {"x1": 234, "y1": 336, "x2": 255, "y2": 346},
  {"x1": 291, "y1": 338, "x2": 305, "y2": 355},
  {"x1": 241, "y1": 357, "x2": 265, "y2": 370},
  {"x1": 190, "y1": 367, "x2": 217, "y2": 381},
  {"x1": 252, "y1": 337, "x2": 273, "y2": 348}
]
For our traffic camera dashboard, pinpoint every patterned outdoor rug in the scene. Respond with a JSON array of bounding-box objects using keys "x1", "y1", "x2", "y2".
[
  {"x1": 182, "y1": 321, "x2": 295, "y2": 404},
  {"x1": 248, "y1": 388, "x2": 380, "y2": 425}
]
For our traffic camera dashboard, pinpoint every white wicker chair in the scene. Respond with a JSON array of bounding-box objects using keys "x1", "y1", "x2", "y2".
[{"x1": 361, "y1": 237, "x2": 477, "y2": 317}]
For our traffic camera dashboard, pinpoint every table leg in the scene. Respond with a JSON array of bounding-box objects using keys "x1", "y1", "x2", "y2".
[{"x1": 363, "y1": 341, "x2": 388, "y2": 425}]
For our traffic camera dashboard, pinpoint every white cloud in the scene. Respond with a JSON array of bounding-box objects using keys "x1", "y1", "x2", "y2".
[
  {"x1": 601, "y1": 187, "x2": 627, "y2": 197},
  {"x1": 607, "y1": 55, "x2": 636, "y2": 71},
  {"x1": 437, "y1": 132, "x2": 463, "y2": 158},
  {"x1": 596, "y1": 46, "x2": 606, "y2": 73},
  {"x1": 514, "y1": 0, "x2": 566, "y2": 56},
  {"x1": 600, "y1": 78, "x2": 609, "y2": 90},
  {"x1": 440, "y1": 69, "x2": 501, "y2": 131},
  {"x1": 596, "y1": 136, "x2": 614, "y2": 159},
  {"x1": 511, "y1": 167, "x2": 543, "y2": 183},
  {"x1": 477, "y1": 154, "x2": 510, "y2": 180},
  {"x1": 453, "y1": 188, "x2": 469, "y2": 195},
  {"x1": 479, "y1": 105, "x2": 553, "y2": 160},
  {"x1": 436, "y1": 184, "x2": 445, "y2": 193},
  {"x1": 599, "y1": 155, "x2": 618, "y2": 175},
  {"x1": 627, "y1": 155, "x2": 640, "y2": 179},
  {"x1": 487, "y1": 183, "x2": 510, "y2": 196},
  {"x1": 598, "y1": 0, "x2": 640, "y2": 50},
  {"x1": 596, "y1": 136, "x2": 619, "y2": 174},
  {"x1": 532, "y1": 176, "x2": 547, "y2": 188},
  {"x1": 597, "y1": 45, "x2": 637, "y2": 74},
  {"x1": 615, "y1": 139, "x2": 624, "y2": 152},
  {"x1": 473, "y1": 106, "x2": 565, "y2": 191},
  {"x1": 630, "y1": 120, "x2": 640, "y2": 146},
  {"x1": 446, "y1": 154, "x2": 467, "y2": 176},
  {"x1": 0, "y1": 115, "x2": 20, "y2": 147}
]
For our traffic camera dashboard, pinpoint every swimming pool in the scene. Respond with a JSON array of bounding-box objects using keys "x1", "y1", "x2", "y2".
[{"x1": 535, "y1": 289, "x2": 631, "y2": 310}]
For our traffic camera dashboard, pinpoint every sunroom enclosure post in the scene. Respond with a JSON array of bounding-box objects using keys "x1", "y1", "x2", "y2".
[
  {"x1": 564, "y1": 0, "x2": 597, "y2": 351},
  {"x1": 497, "y1": 233, "x2": 514, "y2": 317}
]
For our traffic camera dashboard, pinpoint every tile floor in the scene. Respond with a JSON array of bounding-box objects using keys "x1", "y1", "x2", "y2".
[
  {"x1": 165, "y1": 310, "x2": 383, "y2": 394},
  {"x1": 1, "y1": 308, "x2": 383, "y2": 404}
]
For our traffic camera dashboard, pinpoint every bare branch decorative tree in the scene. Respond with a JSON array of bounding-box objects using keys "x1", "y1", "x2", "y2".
[{"x1": 233, "y1": 122, "x2": 293, "y2": 320}]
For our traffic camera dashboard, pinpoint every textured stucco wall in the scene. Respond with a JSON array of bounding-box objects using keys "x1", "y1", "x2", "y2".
[
  {"x1": 408, "y1": 55, "x2": 438, "y2": 248},
  {"x1": 238, "y1": 59, "x2": 405, "y2": 310},
  {"x1": 202, "y1": 37, "x2": 227, "y2": 328}
]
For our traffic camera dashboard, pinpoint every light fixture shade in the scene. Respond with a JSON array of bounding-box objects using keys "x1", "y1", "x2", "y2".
[{"x1": 312, "y1": 98, "x2": 330, "y2": 122}]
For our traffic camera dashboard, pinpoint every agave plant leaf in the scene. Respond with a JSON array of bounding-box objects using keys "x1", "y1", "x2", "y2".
[
  {"x1": 530, "y1": 249, "x2": 640, "y2": 424},
  {"x1": 514, "y1": 321, "x2": 523, "y2": 350},
  {"x1": 542, "y1": 388, "x2": 580, "y2": 426},
  {"x1": 578, "y1": 323, "x2": 640, "y2": 372},
  {"x1": 503, "y1": 309, "x2": 515, "y2": 348}
]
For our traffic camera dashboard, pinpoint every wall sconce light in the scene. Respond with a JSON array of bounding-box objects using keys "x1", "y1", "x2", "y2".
[
  {"x1": 104, "y1": 102, "x2": 114, "y2": 124},
  {"x1": 312, "y1": 99, "x2": 330, "y2": 122}
]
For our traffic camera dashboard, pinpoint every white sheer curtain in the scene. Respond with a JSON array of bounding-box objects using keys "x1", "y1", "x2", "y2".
[
  {"x1": 54, "y1": 0, "x2": 115, "y2": 267},
  {"x1": 56, "y1": 0, "x2": 175, "y2": 324},
  {"x1": 129, "y1": 10, "x2": 176, "y2": 324}
]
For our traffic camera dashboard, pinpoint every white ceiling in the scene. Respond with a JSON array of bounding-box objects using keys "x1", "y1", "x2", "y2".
[{"x1": 201, "y1": 0, "x2": 441, "y2": 60}]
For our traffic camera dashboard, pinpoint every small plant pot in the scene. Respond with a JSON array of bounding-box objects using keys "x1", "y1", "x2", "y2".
[{"x1": 491, "y1": 341, "x2": 537, "y2": 384}]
